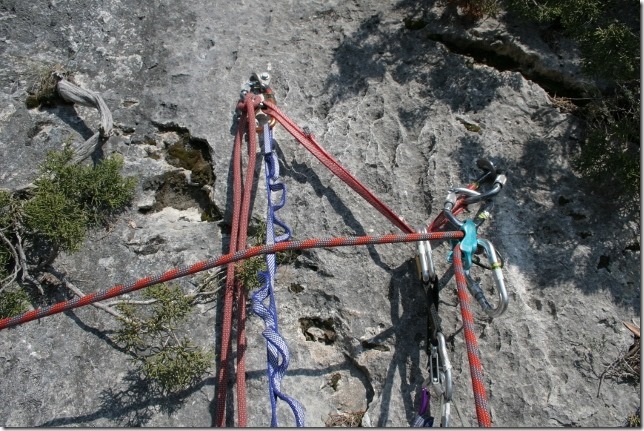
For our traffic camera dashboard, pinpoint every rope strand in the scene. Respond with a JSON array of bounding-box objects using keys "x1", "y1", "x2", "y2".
[
  {"x1": 0, "y1": 231, "x2": 463, "y2": 331},
  {"x1": 453, "y1": 244, "x2": 492, "y2": 427}
]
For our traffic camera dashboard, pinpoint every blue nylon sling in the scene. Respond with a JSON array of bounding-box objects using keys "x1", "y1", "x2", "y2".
[{"x1": 250, "y1": 123, "x2": 305, "y2": 426}]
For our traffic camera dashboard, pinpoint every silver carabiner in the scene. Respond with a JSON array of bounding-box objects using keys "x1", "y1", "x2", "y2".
[
  {"x1": 426, "y1": 332, "x2": 452, "y2": 427},
  {"x1": 464, "y1": 172, "x2": 507, "y2": 205},
  {"x1": 465, "y1": 238, "x2": 508, "y2": 318},
  {"x1": 240, "y1": 72, "x2": 277, "y2": 133},
  {"x1": 416, "y1": 227, "x2": 436, "y2": 285},
  {"x1": 443, "y1": 187, "x2": 481, "y2": 228}
]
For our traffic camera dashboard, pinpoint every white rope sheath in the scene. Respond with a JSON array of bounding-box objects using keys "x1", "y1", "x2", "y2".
[{"x1": 56, "y1": 78, "x2": 113, "y2": 163}]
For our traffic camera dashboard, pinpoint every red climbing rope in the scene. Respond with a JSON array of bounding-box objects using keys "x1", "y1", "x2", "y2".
[
  {"x1": 262, "y1": 101, "x2": 415, "y2": 234},
  {"x1": 452, "y1": 243, "x2": 492, "y2": 427},
  {"x1": 0, "y1": 87, "x2": 496, "y2": 427},
  {"x1": 233, "y1": 94, "x2": 261, "y2": 427},
  {"x1": 264, "y1": 101, "x2": 492, "y2": 426},
  {"x1": 0, "y1": 231, "x2": 464, "y2": 331},
  {"x1": 214, "y1": 98, "x2": 242, "y2": 427},
  {"x1": 215, "y1": 93, "x2": 263, "y2": 427}
]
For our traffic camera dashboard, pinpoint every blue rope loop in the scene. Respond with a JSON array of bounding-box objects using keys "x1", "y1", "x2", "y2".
[{"x1": 250, "y1": 124, "x2": 305, "y2": 427}]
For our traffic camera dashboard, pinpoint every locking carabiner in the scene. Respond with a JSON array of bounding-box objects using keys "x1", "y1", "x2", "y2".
[
  {"x1": 463, "y1": 171, "x2": 507, "y2": 205},
  {"x1": 465, "y1": 238, "x2": 508, "y2": 318},
  {"x1": 442, "y1": 160, "x2": 507, "y2": 229}
]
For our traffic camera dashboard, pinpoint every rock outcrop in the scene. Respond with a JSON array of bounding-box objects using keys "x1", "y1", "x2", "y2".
[{"x1": 0, "y1": 0, "x2": 639, "y2": 427}]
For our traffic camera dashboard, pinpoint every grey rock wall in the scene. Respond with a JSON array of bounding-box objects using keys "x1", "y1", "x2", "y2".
[{"x1": 0, "y1": 0, "x2": 639, "y2": 427}]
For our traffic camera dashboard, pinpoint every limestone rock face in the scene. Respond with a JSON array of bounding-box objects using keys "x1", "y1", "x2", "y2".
[{"x1": 0, "y1": 0, "x2": 639, "y2": 427}]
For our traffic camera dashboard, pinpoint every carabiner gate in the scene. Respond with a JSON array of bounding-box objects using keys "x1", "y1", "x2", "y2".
[
  {"x1": 465, "y1": 238, "x2": 508, "y2": 318},
  {"x1": 427, "y1": 332, "x2": 452, "y2": 427},
  {"x1": 416, "y1": 227, "x2": 436, "y2": 286}
]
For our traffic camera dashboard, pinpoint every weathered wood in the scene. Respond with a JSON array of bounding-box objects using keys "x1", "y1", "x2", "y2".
[{"x1": 56, "y1": 77, "x2": 113, "y2": 164}]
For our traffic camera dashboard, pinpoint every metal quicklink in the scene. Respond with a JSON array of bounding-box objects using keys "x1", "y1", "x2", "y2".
[
  {"x1": 426, "y1": 332, "x2": 453, "y2": 427},
  {"x1": 240, "y1": 71, "x2": 277, "y2": 132}
]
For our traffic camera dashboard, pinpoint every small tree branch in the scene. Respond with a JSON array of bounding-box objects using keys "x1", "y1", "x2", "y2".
[
  {"x1": 56, "y1": 77, "x2": 113, "y2": 164},
  {"x1": 61, "y1": 277, "x2": 130, "y2": 322},
  {"x1": 13, "y1": 230, "x2": 44, "y2": 295},
  {"x1": 0, "y1": 230, "x2": 20, "y2": 292}
]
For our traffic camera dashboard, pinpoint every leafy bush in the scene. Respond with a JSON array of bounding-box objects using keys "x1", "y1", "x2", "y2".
[
  {"x1": 575, "y1": 82, "x2": 640, "y2": 197},
  {"x1": 446, "y1": 0, "x2": 501, "y2": 19},
  {"x1": 236, "y1": 256, "x2": 267, "y2": 291},
  {"x1": 24, "y1": 148, "x2": 135, "y2": 251},
  {"x1": 115, "y1": 284, "x2": 213, "y2": 394},
  {"x1": 504, "y1": 0, "x2": 639, "y2": 82},
  {"x1": 1, "y1": 148, "x2": 135, "y2": 319},
  {"x1": 0, "y1": 287, "x2": 30, "y2": 318},
  {"x1": 0, "y1": 191, "x2": 13, "y2": 280},
  {"x1": 141, "y1": 341, "x2": 212, "y2": 394},
  {"x1": 580, "y1": 22, "x2": 639, "y2": 82},
  {"x1": 625, "y1": 407, "x2": 641, "y2": 427}
]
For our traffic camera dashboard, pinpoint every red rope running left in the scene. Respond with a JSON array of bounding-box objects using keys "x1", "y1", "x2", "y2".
[{"x1": 0, "y1": 231, "x2": 462, "y2": 331}]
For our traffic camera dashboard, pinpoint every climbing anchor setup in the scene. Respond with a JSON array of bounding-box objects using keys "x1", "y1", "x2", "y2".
[
  {"x1": 218, "y1": 72, "x2": 510, "y2": 427},
  {"x1": 0, "y1": 71, "x2": 510, "y2": 427},
  {"x1": 414, "y1": 159, "x2": 509, "y2": 427}
]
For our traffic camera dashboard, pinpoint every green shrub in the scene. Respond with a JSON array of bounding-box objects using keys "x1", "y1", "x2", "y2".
[
  {"x1": 236, "y1": 256, "x2": 267, "y2": 291},
  {"x1": 1, "y1": 148, "x2": 135, "y2": 319},
  {"x1": 0, "y1": 287, "x2": 30, "y2": 318},
  {"x1": 503, "y1": 0, "x2": 639, "y2": 81},
  {"x1": 115, "y1": 284, "x2": 213, "y2": 394},
  {"x1": 626, "y1": 407, "x2": 641, "y2": 427},
  {"x1": 24, "y1": 190, "x2": 88, "y2": 252},
  {"x1": 502, "y1": 0, "x2": 640, "y2": 201},
  {"x1": 576, "y1": 82, "x2": 640, "y2": 197},
  {"x1": 0, "y1": 191, "x2": 13, "y2": 280},
  {"x1": 0, "y1": 190, "x2": 11, "y2": 226},
  {"x1": 446, "y1": 0, "x2": 501, "y2": 19},
  {"x1": 579, "y1": 22, "x2": 639, "y2": 82},
  {"x1": 24, "y1": 148, "x2": 135, "y2": 251},
  {"x1": 141, "y1": 340, "x2": 212, "y2": 394}
]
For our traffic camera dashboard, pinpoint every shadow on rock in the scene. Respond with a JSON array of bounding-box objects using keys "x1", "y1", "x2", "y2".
[
  {"x1": 499, "y1": 130, "x2": 640, "y2": 312},
  {"x1": 322, "y1": 5, "x2": 505, "y2": 114},
  {"x1": 40, "y1": 371, "x2": 213, "y2": 427},
  {"x1": 367, "y1": 259, "x2": 427, "y2": 426}
]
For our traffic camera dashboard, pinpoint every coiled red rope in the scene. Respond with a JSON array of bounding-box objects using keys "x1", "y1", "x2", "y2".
[{"x1": 0, "y1": 231, "x2": 463, "y2": 331}]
